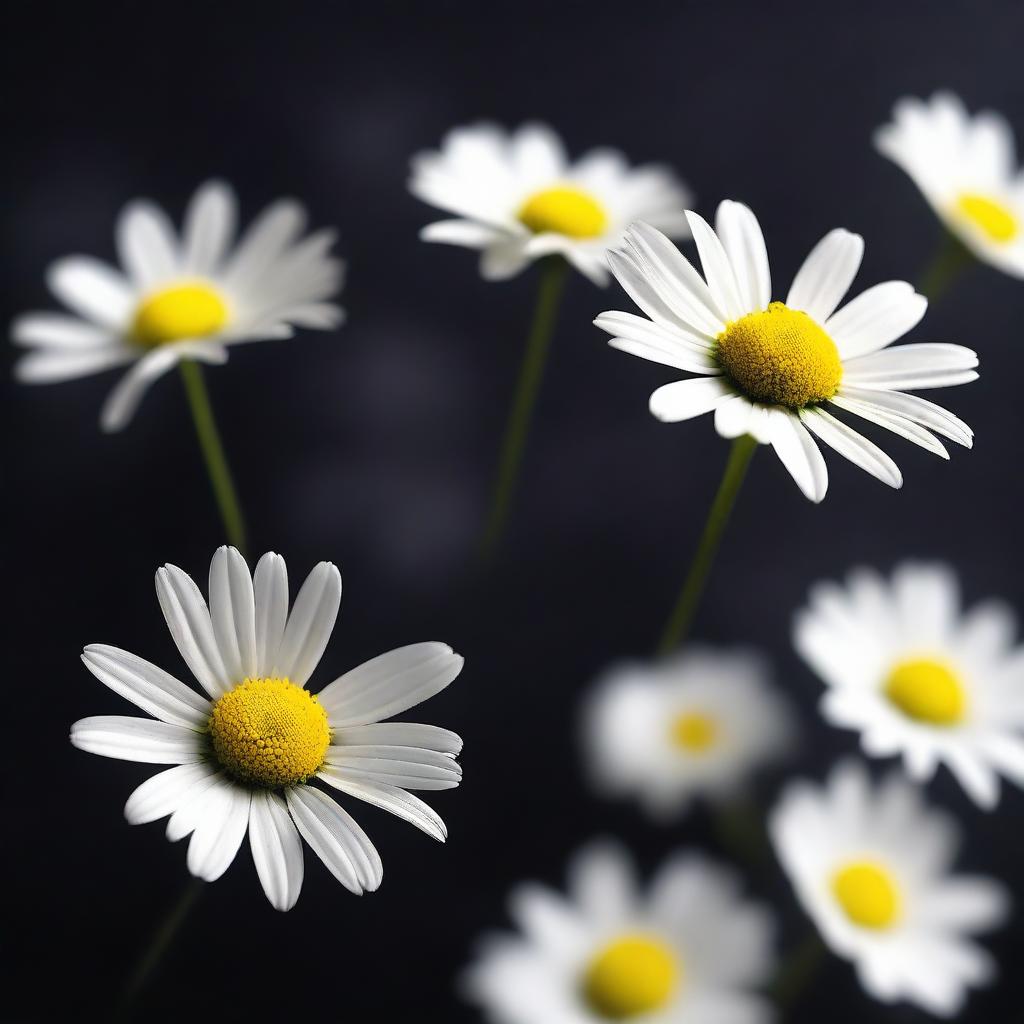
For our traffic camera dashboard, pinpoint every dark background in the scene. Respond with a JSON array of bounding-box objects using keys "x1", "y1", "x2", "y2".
[{"x1": 5, "y1": 1, "x2": 1024, "y2": 1020}]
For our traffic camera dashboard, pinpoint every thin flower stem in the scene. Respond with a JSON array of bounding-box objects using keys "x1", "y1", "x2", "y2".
[
  {"x1": 771, "y1": 932, "x2": 827, "y2": 1016},
  {"x1": 114, "y1": 877, "x2": 204, "y2": 1021},
  {"x1": 478, "y1": 257, "x2": 569, "y2": 563},
  {"x1": 917, "y1": 231, "x2": 973, "y2": 302},
  {"x1": 179, "y1": 360, "x2": 248, "y2": 557},
  {"x1": 657, "y1": 435, "x2": 758, "y2": 655}
]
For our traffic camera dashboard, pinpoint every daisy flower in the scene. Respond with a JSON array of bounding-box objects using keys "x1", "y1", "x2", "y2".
[
  {"x1": 70, "y1": 546, "x2": 463, "y2": 911},
  {"x1": 875, "y1": 92, "x2": 1024, "y2": 278},
  {"x1": 410, "y1": 122, "x2": 691, "y2": 286},
  {"x1": 464, "y1": 842, "x2": 775, "y2": 1024},
  {"x1": 770, "y1": 761, "x2": 1009, "y2": 1017},
  {"x1": 582, "y1": 647, "x2": 794, "y2": 821},
  {"x1": 595, "y1": 203, "x2": 978, "y2": 502},
  {"x1": 12, "y1": 179, "x2": 344, "y2": 431},
  {"x1": 794, "y1": 561, "x2": 1024, "y2": 810}
]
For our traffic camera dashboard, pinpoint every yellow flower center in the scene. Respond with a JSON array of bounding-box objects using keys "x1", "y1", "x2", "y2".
[
  {"x1": 582, "y1": 934, "x2": 680, "y2": 1020},
  {"x1": 716, "y1": 301, "x2": 843, "y2": 408},
  {"x1": 832, "y1": 860, "x2": 901, "y2": 930},
  {"x1": 883, "y1": 657, "x2": 966, "y2": 725},
  {"x1": 955, "y1": 193, "x2": 1019, "y2": 243},
  {"x1": 209, "y1": 677, "x2": 330, "y2": 787},
  {"x1": 132, "y1": 282, "x2": 229, "y2": 347},
  {"x1": 670, "y1": 711, "x2": 718, "y2": 752},
  {"x1": 518, "y1": 185, "x2": 608, "y2": 239}
]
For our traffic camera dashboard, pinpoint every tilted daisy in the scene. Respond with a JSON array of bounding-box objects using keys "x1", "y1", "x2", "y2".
[
  {"x1": 770, "y1": 761, "x2": 1008, "y2": 1017},
  {"x1": 582, "y1": 647, "x2": 794, "y2": 821},
  {"x1": 876, "y1": 92, "x2": 1024, "y2": 278},
  {"x1": 410, "y1": 122, "x2": 691, "y2": 286},
  {"x1": 464, "y1": 842, "x2": 775, "y2": 1024},
  {"x1": 794, "y1": 561, "x2": 1024, "y2": 810},
  {"x1": 595, "y1": 203, "x2": 978, "y2": 502},
  {"x1": 12, "y1": 179, "x2": 344, "y2": 431},
  {"x1": 71, "y1": 546, "x2": 463, "y2": 911}
]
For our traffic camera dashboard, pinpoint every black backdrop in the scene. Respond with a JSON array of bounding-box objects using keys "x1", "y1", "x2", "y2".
[{"x1": 5, "y1": 1, "x2": 1024, "y2": 1020}]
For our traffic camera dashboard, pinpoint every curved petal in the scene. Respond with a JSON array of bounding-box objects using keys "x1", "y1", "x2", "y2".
[
  {"x1": 648, "y1": 376, "x2": 731, "y2": 423},
  {"x1": 15, "y1": 346, "x2": 137, "y2": 384},
  {"x1": 685, "y1": 210, "x2": 746, "y2": 321},
  {"x1": 331, "y1": 723, "x2": 463, "y2": 755},
  {"x1": 253, "y1": 551, "x2": 289, "y2": 679},
  {"x1": 715, "y1": 200, "x2": 771, "y2": 312},
  {"x1": 12, "y1": 312, "x2": 115, "y2": 349},
  {"x1": 274, "y1": 561, "x2": 342, "y2": 685},
  {"x1": 47, "y1": 256, "x2": 135, "y2": 328},
  {"x1": 222, "y1": 199, "x2": 307, "y2": 293},
  {"x1": 841, "y1": 344, "x2": 979, "y2": 391},
  {"x1": 597, "y1": 310, "x2": 718, "y2": 375},
  {"x1": 801, "y1": 407, "x2": 902, "y2": 489},
  {"x1": 420, "y1": 219, "x2": 503, "y2": 248},
  {"x1": 116, "y1": 200, "x2": 180, "y2": 287},
  {"x1": 769, "y1": 410, "x2": 828, "y2": 502},
  {"x1": 786, "y1": 229, "x2": 864, "y2": 323},
  {"x1": 829, "y1": 394, "x2": 948, "y2": 458},
  {"x1": 182, "y1": 180, "x2": 237, "y2": 275},
  {"x1": 70, "y1": 716, "x2": 203, "y2": 764},
  {"x1": 209, "y1": 546, "x2": 257, "y2": 683},
  {"x1": 186, "y1": 780, "x2": 251, "y2": 882},
  {"x1": 125, "y1": 762, "x2": 218, "y2": 825},
  {"x1": 249, "y1": 790, "x2": 304, "y2": 911},
  {"x1": 324, "y1": 745, "x2": 462, "y2": 790},
  {"x1": 838, "y1": 385, "x2": 973, "y2": 447},
  {"x1": 826, "y1": 281, "x2": 927, "y2": 359},
  {"x1": 318, "y1": 771, "x2": 447, "y2": 842}
]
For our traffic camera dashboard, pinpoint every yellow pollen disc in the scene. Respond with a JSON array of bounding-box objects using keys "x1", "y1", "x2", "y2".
[
  {"x1": 670, "y1": 711, "x2": 718, "y2": 752},
  {"x1": 209, "y1": 677, "x2": 330, "y2": 787},
  {"x1": 716, "y1": 302, "x2": 843, "y2": 408},
  {"x1": 883, "y1": 657, "x2": 966, "y2": 726},
  {"x1": 518, "y1": 185, "x2": 608, "y2": 239},
  {"x1": 582, "y1": 934, "x2": 680, "y2": 1020},
  {"x1": 132, "y1": 282, "x2": 229, "y2": 347},
  {"x1": 955, "y1": 193, "x2": 1019, "y2": 243},
  {"x1": 832, "y1": 861, "x2": 901, "y2": 930}
]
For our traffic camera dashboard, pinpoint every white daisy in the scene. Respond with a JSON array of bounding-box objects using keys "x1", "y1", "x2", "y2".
[
  {"x1": 582, "y1": 647, "x2": 794, "y2": 821},
  {"x1": 595, "y1": 203, "x2": 978, "y2": 502},
  {"x1": 770, "y1": 760, "x2": 1009, "y2": 1017},
  {"x1": 794, "y1": 561, "x2": 1024, "y2": 810},
  {"x1": 70, "y1": 545, "x2": 463, "y2": 911},
  {"x1": 464, "y1": 842, "x2": 775, "y2": 1024},
  {"x1": 12, "y1": 180, "x2": 344, "y2": 431},
  {"x1": 875, "y1": 92, "x2": 1024, "y2": 278},
  {"x1": 410, "y1": 122, "x2": 692, "y2": 286}
]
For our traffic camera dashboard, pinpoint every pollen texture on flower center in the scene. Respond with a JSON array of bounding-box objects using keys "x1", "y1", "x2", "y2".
[
  {"x1": 582, "y1": 934, "x2": 679, "y2": 1019},
  {"x1": 518, "y1": 185, "x2": 607, "y2": 239},
  {"x1": 716, "y1": 301, "x2": 843, "y2": 408},
  {"x1": 884, "y1": 657, "x2": 966, "y2": 725},
  {"x1": 832, "y1": 861, "x2": 901, "y2": 930},
  {"x1": 132, "y1": 282, "x2": 229, "y2": 347},
  {"x1": 209, "y1": 677, "x2": 330, "y2": 787}
]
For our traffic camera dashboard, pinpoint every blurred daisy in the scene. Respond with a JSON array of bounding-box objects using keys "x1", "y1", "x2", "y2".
[
  {"x1": 71, "y1": 546, "x2": 463, "y2": 911},
  {"x1": 596, "y1": 203, "x2": 978, "y2": 503},
  {"x1": 795, "y1": 561, "x2": 1024, "y2": 810},
  {"x1": 464, "y1": 842, "x2": 775, "y2": 1024},
  {"x1": 770, "y1": 761, "x2": 1008, "y2": 1017},
  {"x1": 12, "y1": 179, "x2": 344, "y2": 431},
  {"x1": 582, "y1": 647, "x2": 794, "y2": 821},
  {"x1": 410, "y1": 121, "x2": 691, "y2": 286},
  {"x1": 876, "y1": 92, "x2": 1024, "y2": 278}
]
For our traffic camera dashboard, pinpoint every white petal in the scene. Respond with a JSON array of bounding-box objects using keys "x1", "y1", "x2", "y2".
[
  {"x1": 125, "y1": 762, "x2": 218, "y2": 824},
  {"x1": 801, "y1": 407, "x2": 902, "y2": 488},
  {"x1": 769, "y1": 410, "x2": 828, "y2": 502},
  {"x1": 15, "y1": 346, "x2": 137, "y2": 384},
  {"x1": 165, "y1": 771, "x2": 230, "y2": 841},
  {"x1": 81, "y1": 644, "x2": 210, "y2": 728},
  {"x1": 182, "y1": 181, "x2": 237, "y2": 275},
  {"x1": 479, "y1": 241, "x2": 530, "y2": 281},
  {"x1": 209, "y1": 546, "x2": 257, "y2": 683},
  {"x1": 47, "y1": 257, "x2": 134, "y2": 328},
  {"x1": 221, "y1": 199, "x2": 307, "y2": 293},
  {"x1": 249, "y1": 790, "x2": 304, "y2": 911},
  {"x1": 253, "y1": 551, "x2": 289, "y2": 678},
  {"x1": 420, "y1": 219, "x2": 503, "y2": 248},
  {"x1": 70, "y1": 716, "x2": 203, "y2": 764},
  {"x1": 947, "y1": 750, "x2": 1000, "y2": 809},
  {"x1": 648, "y1": 376, "x2": 731, "y2": 422},
  {"x1": 156, "y1": 563, "x2": 233, "y2": 698},
  {"x1": 116, "y1": 201, "x2": 180, "y2": 287},
  {"x1": 318, "y1": 642, "x2": 463, "y2": 727},
  {"x1": 273, "y1": 561, "x2": 341, "y2": 685},
  {"x1": 318, "y1": 772, "x2": 446, "y2": 841},
  {"x1": 714, "y1": 394, "x2": 755, "y2": 438},
  {"x1": 186, "y1": 781, "x2": 251, "y2": 882},
  {"x1": 826, "y1": 282, "x2": 927, "y2": 359},
  {"x1": 838, "y1": 385, "x2": 973, "y2": 447},
  {"x1": 786, "y1": 229, "x2": 864, "y2": 323},
  {"x1": 715, "y1": 200, "x2": 771, "y2": 312},
  {"x1": 331, "y1": 723, "x2": 463, "y2": 755},
  {"x1": 685, "y1": 210, "x2": 746, "y2": 320},
  {"x1": 12, "y1": 313, "x2": 115, "y2": 349},
  {"x1": 841, "y1": 344, "x2": 979, "y2": 391},
  {"x1": 286, "y1": 785, "x2": 383, "y2": 893},
  {"x1": 324, "y1": 744, "x2": 462, "y2": 790},
  {"x1": 829, "y1": 394, "x2": 948, "y2": 458}
]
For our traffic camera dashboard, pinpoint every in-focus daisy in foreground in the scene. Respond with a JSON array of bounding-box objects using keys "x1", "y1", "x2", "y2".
[
  {"x1": 464, "y1": 842, "x2": 775, "y2": 1024},
  {"x1": 13, "y1": 179, "x2": 344, "y2": 431},
  {"x1": 71, "y1": 545, "x2": 463, "y2": 911},
  {"x1": 582, "y1": 647, "x2": 794, "y2": 821},
  {"x1": 411, "y1": 122, "x2": 691, "y2": 285},
  {"x1": 770, "y1": 761, "x2": 1008, "y2": 1017},
  {"x1": 876, "y1": 92, "x2": 1024, "y2": 281},
  {"x1": 795, "y1": 561, "x2": 1024, "y2": 809},
  {"x1": 411, "y1": 123, "x2": 692, "y2": 558}
]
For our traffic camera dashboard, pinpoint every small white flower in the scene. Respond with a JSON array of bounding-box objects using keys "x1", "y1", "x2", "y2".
[
  {"x1": 12, "y1": 180, "x2": 344, "y2": 431},
  {"x1": 410, "y1": 122, "x2": 692, "y2": 286},
  {"x1": 794, "y1": 561, "x2": 1024, "y2": 810},
  {"x1": 876, "y1": 92, "x2": 1024, "y2": 278},
  {"x1": 464, "y1": 842, "x2": 775, "y2": 1024},
  {"x1": 595, "y1": 203, "x2": 978, "y2": 502},
  {"x1": 770, "y1": 761, "x2": 1009, "y2": 1017},
  {"x1": 71, "y1": 546, "x2": 463, "y2": 911},
  {"x1": 582, "y1": 648, "x2": 794, "y2": 821}
]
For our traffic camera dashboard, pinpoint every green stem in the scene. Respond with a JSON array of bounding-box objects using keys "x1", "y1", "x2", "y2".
[
  {"x1": 478, "y1": 258, "x2": 568, "y2": 562},
  {"x1": 770, "y1": 932, "x2": 826, "y2": 1015},
  {"x1": 917, "y1": 231, "x2": 973, "y2": 302},
  {"x1": 657, "y1": 435, "x2": 757, "y2": 655},
  {"x1": 114, "y1": 878, "x2": 204, "y2": 1021},
  {"x1": 179, "y1": 360, "x2": 248, "y2": 557}
]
